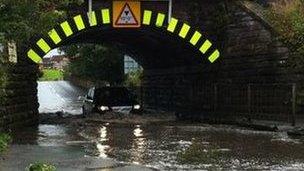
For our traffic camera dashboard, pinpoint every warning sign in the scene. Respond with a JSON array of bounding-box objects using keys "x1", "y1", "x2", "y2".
[{"x1": 113, "y1": 1, "x2": 141, "y2": 28}]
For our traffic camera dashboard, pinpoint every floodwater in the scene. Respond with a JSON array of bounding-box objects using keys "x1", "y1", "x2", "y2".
[
  {"x1": 2, "y1": 122, "x2": 304, "y2": 170},
  {"x1": 1, "y1": 81, "x2": 304, "y2": 170},
  {"x1": 75, "y1": 123, "x2": 304, "y2": 170},
  {"x1": 38, "y1": 81, "x2": 86, "y2": 114}
]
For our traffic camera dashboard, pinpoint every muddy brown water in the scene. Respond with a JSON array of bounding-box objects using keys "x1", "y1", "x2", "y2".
[
  {"x1": 3, "y1": 81, "x2": 301, "y2": 170},
  {"x1": 3, "y1": 122, "x2": 304, "y2": 170}
]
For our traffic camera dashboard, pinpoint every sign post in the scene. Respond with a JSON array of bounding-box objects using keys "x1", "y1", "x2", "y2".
[{"x1": 88, "y1": 0, "x2": 93, "y2": 25}]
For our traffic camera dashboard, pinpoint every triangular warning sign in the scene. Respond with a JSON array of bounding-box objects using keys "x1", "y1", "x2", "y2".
[{"x1": 115, "y1": 3, "x2": 139, "y2": 26}]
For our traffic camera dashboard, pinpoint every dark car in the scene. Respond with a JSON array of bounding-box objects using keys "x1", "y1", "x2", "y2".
[{"x1": 82, "y1": 86, "x2": 142, "y2": 117}]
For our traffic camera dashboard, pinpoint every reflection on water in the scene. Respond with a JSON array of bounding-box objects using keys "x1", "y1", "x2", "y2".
[
  {"x1": 11, "y1": 123, "x2": 304, "y2": 170},
  {"x1": 96, "y1": 126, "x2": 109, "y2": 158},
  {"x1": 131, "y1": 125, "x2": 146, "y2": 165},
  {"x1": 81, "y1": 123, "x2": 304, "y2": 170}
]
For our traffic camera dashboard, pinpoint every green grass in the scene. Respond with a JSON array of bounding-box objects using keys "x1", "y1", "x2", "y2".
[{"x1": 39, "y1": 69, "x2": 63, "y2": 81}]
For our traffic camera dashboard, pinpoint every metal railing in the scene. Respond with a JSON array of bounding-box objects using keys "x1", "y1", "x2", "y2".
[{"x1": 130, "y1": 83, "x2": 300, "y2": 125}]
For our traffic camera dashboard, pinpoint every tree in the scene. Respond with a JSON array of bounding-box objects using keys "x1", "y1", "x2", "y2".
[
  {"x1": 0, "y1": 0, "x2": 84, "y2": 46},
  {"x1": 267, "y1": 0, "x2": 304, "y2": 70},
  {"x1": 61, "y1": 44, "x2": 124, "y2": 85},
  {"x1": 0, "y1": 0, "x2": 84, "y2": 104}
]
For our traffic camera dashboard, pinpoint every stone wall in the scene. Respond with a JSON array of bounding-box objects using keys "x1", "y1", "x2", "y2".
[
  {"x1": 141, "y1": 1, "x2": 296, "y2": 122},
  {"x1": 0, "y1": 62, "x2": 39, "y2": 129}
]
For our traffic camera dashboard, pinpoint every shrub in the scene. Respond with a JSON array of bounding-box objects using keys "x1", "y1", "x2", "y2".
[
  {"x1": 267, "y1": 0, "x2": 304, "y2": 70},
  {"x1": 124, "y1": 70, "x2": 143, "y2": 87},
  {"x1": 0, "y1": 133, "x2": 12, "y2": 153}
]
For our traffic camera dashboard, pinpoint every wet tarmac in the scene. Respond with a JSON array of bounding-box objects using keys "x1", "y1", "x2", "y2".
[
  {"x1": 2, "y1": 122, "x2": 304, "y2": 170},
  {"x1": 1, "y1": 81, "x2": 304, "y2": 170},
  {"x1": 38, "y1": 81, "x2": 86, "y2": 114}
]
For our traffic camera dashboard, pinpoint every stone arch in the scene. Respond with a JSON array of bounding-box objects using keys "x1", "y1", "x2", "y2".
[{"x1": 26, "y1": 8, "x2": 221, "y2": 65}]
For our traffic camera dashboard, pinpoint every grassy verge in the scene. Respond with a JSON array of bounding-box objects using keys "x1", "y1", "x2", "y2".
[{"x1": 39, "y1": 69, "x2": 63, "y2": 81}]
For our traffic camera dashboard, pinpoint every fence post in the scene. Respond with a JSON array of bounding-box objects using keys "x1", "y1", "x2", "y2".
[
  {"x1": 247, "y1": 84, "x2": 251, "y2": 117},
  {"x1": 292, "y1": 83, "x2": 296, "y2": 126}
]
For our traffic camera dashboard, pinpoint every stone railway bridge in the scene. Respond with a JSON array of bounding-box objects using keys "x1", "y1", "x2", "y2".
[{"x1": 0, "y1": 0, "x2": 299, "y2": 128}]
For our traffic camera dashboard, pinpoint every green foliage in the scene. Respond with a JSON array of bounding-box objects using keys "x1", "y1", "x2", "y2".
[
  {"x1": 0, "y1": 0, "x2": 84, "y2": 44},
  {"x1": 27, "y1": 162, "x2": 56, "y2": 171},
  {"x1": 124, "y1": 70, "x2": 143, "y2": 87},
  {"x1": 39, "y1": 69, "x2": 63, "y2": 81},
  {"x1": 0, "y1": 64, "x2": 7, "y2": 105},
  {"x1": 61, "y1": 44, "x2": 124, "y2": 84},
  {"x1": 0, "y1": 133, "x2": 11, "y2": 153},
  {"x1": 267, "y1": 0, "x2": 304, "y2": 70}
]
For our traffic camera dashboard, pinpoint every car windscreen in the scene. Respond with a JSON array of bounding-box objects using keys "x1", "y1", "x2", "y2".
[{"x1": 95, "y1": 88, "x2": 133, "y2": 106}]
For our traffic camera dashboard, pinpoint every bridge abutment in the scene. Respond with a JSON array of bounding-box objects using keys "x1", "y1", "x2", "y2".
[{"x1": 0, "y1": 62, "x2": 39, "y2": 129}]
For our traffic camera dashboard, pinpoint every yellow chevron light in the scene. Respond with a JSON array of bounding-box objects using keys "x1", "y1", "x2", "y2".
[
  {"x1": 60, "y1": 21, "x2": 73, "y2": 37},
  {"x1": 48, "y1": 29, "x2": 61, "y2": 44},
  {"x1": 179, "y1": 23, "x2": 190, "y2": 38},
  {"x1": 200, "y1": 40, "x2": 212, "y2": 54},
  {"x1": 37, "y1": 38, "x2": 51, "y2": 53},
  {"x1": 143, "y1": 10, "x2": 152, "y2": 25},
  {"x1": 209, "y1": 50, "x2": 220, "y2": 63},
  {"x1": 74, "y1": 15, "x2": 85, "y2": 31},
  {"x1": 87, "y1": 11, "x2": 97, "y2": 26},
  {"x1": 167, "y1": 18, "x2": 178, "y2": 33},
  {"x1": 156, "y1": 13, "x2": 165, "y2": 27},
  {"x1": 102, "y1": 9, "x2": 110, "y2": 24},
  {"x1": 27, "y1": 49, "x2": 42, "y2": 63},
  {"x1": 190, "y1": 31, "x2": 202, "y2": 46}
]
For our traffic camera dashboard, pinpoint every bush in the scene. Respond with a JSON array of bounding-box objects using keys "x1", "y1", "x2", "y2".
[
  {"x1": 267, "y1": 0, "x2": 304, "y2": 70},
  {"x1": 124, "y1": 70, "x2": 143, "y2": 87},
  {"x1": 0, "y1": 133, "x2": 12, "y2": 153},
  {"x1": 27, "y1": 162, "x2": 56, "y2": 171}
]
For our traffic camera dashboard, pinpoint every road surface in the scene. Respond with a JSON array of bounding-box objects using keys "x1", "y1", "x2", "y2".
[
  {"x1": 38, "y1": 81, "x2": 86, "y2": 114},
  {"x1": 1, "y1": 81, "x2": 304, "y2": 170}
]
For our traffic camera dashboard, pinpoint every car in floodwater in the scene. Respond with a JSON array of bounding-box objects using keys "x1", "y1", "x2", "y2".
[{"x1": 82, "y1": 86, "x2": 142, "y2": 117}]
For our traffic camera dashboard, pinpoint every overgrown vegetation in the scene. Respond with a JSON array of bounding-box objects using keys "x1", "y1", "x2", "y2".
[
  {"x1": 0, "y1": 133, "x2": 11, "y2": 153},
  {"x1": 39, "y1": 69, "x2": 63, "y2": 81},
  {"x1": 0, "y1": 0, "x2": 85, "y2": 106},
  {"x1": 0, "y1": 0, "x2": 84, "y2": 44},
  {"x1": 62, "y1": 44, "x2": 124, "y2": 85},
  {"x1": 266, "y1": 0, "x2": 304, "y2": 70},
  {"x1": 27, "y1": 162, "x2": 56, "y2": 171},
  {"x1": 124, "y1": 70, "x2": 143, "y2": 87}
]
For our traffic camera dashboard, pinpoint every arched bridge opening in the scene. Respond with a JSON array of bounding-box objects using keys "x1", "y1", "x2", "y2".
[{"x1": 25, "y1": 6, "x2": 221, "y2": 116}]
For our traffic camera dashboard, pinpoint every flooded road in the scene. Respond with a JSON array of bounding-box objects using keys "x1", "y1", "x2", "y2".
[
  {"x1": 38, "y1": 81, "x2": 86, "y2": 114},
  {"x1": 1, "y1": 81, "x2": 304, "y2": 170},
  {"x1": 2, "y1": 122, "x2": 304, "y2": 170},
  {"x1": 79, "y1": 123, "x2": 304, "y2": 170}
]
